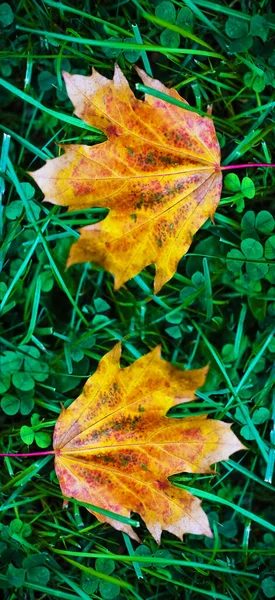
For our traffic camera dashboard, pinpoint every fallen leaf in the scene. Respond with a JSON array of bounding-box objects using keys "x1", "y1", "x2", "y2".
[
  {"x1": 53, "y1": 344, "x2": 243, "y2": 542},
  {"x1": 30, "y1": 66, "x2": 222, "y2": 293}
]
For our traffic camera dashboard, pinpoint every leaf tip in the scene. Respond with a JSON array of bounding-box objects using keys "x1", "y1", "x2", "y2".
[
  {"x1": 151, "y1": 344, "x2": 162, "y2": 361},
  {"x1": 61, "y1": 70, "x2": 71, "y2": 83},
  {"x1": 135, "y1": 65, "x2": 149, "y2": 82},
  {"x1": 66, "y1": 254, "x2": 74, "y2": 269},
  {"x1": 113, "y1": 62, "x2": 128, "y2": 88},
  {"x1": 113, "y1": 276, "x2": 122, "y2": 291},
  {"x1": 103, "y1": 341, "x2": 122, "y2": 367},
  {"x1": 66, "y1": 243, "x2": 81, "y2": 269}
]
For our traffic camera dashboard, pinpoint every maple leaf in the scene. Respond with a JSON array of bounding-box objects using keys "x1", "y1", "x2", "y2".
[
  {"x1": 53, "y1": 344, "x2": 243, "y2": 543},
  {"x1": 30, "y1": 66, "x2": 222, "y2": 293}
]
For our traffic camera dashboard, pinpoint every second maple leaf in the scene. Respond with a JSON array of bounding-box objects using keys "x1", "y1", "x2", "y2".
[
  {"x1": 53, "y1": 344, "x2": 243, "y2": 543},
  {"x1": 31, "y1": 66, "x2": 222, "y2": 292}
]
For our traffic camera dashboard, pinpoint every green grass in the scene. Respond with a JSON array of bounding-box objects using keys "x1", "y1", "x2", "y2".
[{"x1": 1, "y1": 0, "x2": 275, "y2": 599}]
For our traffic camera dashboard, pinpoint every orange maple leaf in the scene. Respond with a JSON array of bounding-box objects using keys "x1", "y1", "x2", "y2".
[
  {"x1": 30, "y1": 66, "x2": 222, "y2": 293},
  {"x1": 53, "y1": 344, "x2": 243, "y2": 542}
]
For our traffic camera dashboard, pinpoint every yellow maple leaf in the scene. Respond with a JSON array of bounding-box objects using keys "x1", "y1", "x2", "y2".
[
  {"x1": 30, "y1": 66, "x2": 222, "y2": 293},
  {"x1": 53, "y1": 344, "x2": 243, "y2": 542}
]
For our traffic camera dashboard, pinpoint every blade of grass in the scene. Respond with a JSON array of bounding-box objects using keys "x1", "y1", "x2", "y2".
[
  {"x1": 141, "y1": 11, "x2": 214, "y2": 50},
  {"x1": 182, "y1": 0, "x2": 223, "y2": 35},
  {"x1": 225, "y1": 459, "x2": 275, "y2": 492},
  {"x1": 142, "y1": 568, "x2": 247, "y2": 599},
  {"x1": 44, "y1": 0, "x2": 133, "y2": 37},
  {"x1": 20, "y1": 274, "x2": 42, "y2": 345},
  {"x1": 52, "y1": 569, "x2": 95, "y2": 600},
  {"x1": 265, "y1": 392, "x2": 275, "y2": 484},
  {"x1": 0, "y1": 494, "x2": 48, "y2": 512},
  {"x1": 51, "y1": 550, "x2": 259, "y2": 577},
  {"x1": 192, "y1": 320, "x2": 273, "y2": 462},
  {"x1": 202, "y1": 257, "x2": 213, "y2": 320},
  {"x1": 233, "y1": 304, "x2": 247, "y2": 359},
  {"x1": 132, "y1": 23, "x2": 153, "y2": 77},
  {"x1": 0, "y1": 216, "x2": 51, "y2": 312},
  {"x1": 62, "y1": 557, "x2": 136, "y2": 592},
  {"x1": 0, "y1": 133, "x2": 11, "y2": 269},
  {"x1": 69, "y1": 498, "x2": 140, "y2": 528},
  {"x1": 189, "y1": 0, "x2": 250, "y2": 21},
  {"x1": 15, "y1": 27, "x2": 225, "y2": 58},
  {"x1": 1, "y1": 456, "x2": 53, "y2": 490},
  {"x1": 0, "y1": 78, "x2": 102, "y2": 134},
  {"x1": 136, "y1": 82, "x2": 223, "y2": 120},
  {"x1": 6, "y1": 158, "x2": 89, "y2": 326},
  {"x1": 123, "y1": 532, "x2": 143, "y2": 579},
  {"x1": 0, "y1": 124, "x2": 52, "y2": 160},
  {"x1": 0, "y1": 575, "x2": 85, "y2": 600},
  {"x1": 174, "y1": 483, "x2": 275, "y2": 533},
  {"x1": 0, "y1": 132, "x2": 11, "y2": 211},
  {"x1": 229, "y1": 101, "x2": 275, "y2": 122}
]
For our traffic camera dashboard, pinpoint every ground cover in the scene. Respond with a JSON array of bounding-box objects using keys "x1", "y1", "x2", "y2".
[{"x1": 0, "y1": 1, "x2": 275, "y2": 599}]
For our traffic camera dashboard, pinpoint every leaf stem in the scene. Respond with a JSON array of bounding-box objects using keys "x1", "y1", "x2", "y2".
[
  {"x1": 221, "y1": 163, "x2": 275, "y2": 170},
  {"x1": 0, "y1": 451, "x2": 55, "y2": 457}
]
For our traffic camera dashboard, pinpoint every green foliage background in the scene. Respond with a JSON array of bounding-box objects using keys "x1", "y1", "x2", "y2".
[{"x1": 0, "y1": 0, "x2": 275, "y2": 598}]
